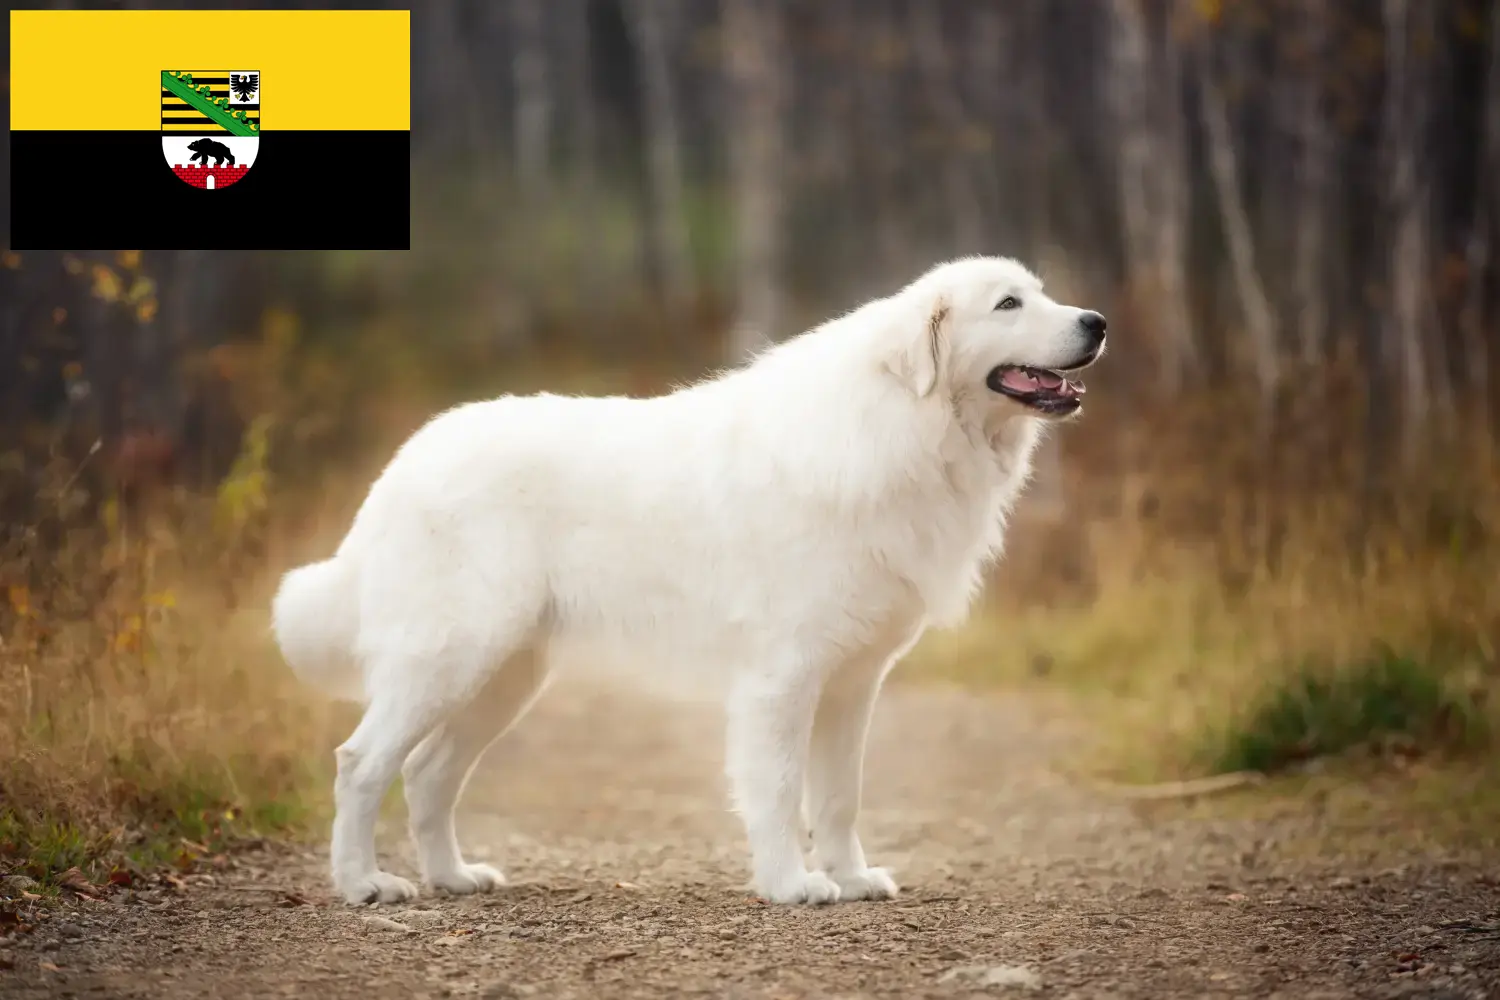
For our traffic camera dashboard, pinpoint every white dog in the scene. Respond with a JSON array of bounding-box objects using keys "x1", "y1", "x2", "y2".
[{"x1": 272, "y1": 256, "x2": 1106, "y2": 906}]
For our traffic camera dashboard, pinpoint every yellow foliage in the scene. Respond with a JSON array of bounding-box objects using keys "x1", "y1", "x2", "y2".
[
  {"x1": 90, "y1": 264, "x2": 122, "y2": 303},
  {"x1": 126, "y1": 276, "x2": 156, "y2": 305},
  {"x1": 8, "y1": 584, "x2": 34, "y2": 618},
  {"x1": 115, "y1": 250, "x2": 142, "y2": 270},
  {"x1": 214, "y1": 413, "x2": 276, "y2": 541},
  {"x1": 2, "y1": 250, "x2": 21, "y2": 269},
  {"x1": 112, "y1": 615, "x2": 144, "y2": 654},
  {"x1": 101, "y1": 496, "x2": 121, "y2": 538}
]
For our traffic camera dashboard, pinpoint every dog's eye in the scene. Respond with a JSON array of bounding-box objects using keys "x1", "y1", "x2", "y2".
[{"x1": 996, "y1": 296, "x2": 1021, "y2": 311}]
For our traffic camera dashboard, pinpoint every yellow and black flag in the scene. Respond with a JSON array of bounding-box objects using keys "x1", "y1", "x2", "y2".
[{"x1": 10, "y1": 9, "x2": 410, "y2": 250}]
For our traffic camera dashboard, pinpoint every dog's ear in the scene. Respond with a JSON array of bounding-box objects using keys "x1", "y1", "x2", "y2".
[{"x1": 886, "y1": 297, "x2": 950, "y2": 398}]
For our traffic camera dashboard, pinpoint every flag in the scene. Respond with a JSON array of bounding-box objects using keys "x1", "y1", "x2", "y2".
[{"x1": 9, "y1": 9, "x2": 410, "y2": 250}]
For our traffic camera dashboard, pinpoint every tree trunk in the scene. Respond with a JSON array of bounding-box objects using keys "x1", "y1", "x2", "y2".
[
  {"x1": 1380, "y1": 0, "x2": 1432, "y2": 452},
  {"x1": 1292, "y1": 0, "x2": 1331, "y2": 366},
  {"x1": 855, "y1": 0, "x2": 908, "y2": 288},
  {"x1": 1461, "y1": 3, "x2": 1500, "y2": 407},
  {"x1": 511, "y1": 0, "x2": 552, "y2": 200},
  {"x1": 910, "y1": 1, "x2": 985, "y2": 254},
  {"x1": 1154, "y1": 5, "x2": 1197, "y2": 392},
  {"x1": 1196, "y1": 38, "x2": 1280, "y2": 398},
  {"x1": 624, "y1": 0, "x2": 695, "y2": 327},
  {"x1": 560, "y1": 0, "x2": 605, "y2": 331},
  {"x1": 722, "y1": 0, "x2": 785, "y2": 360},
  {"x1": 1106, "y1": 0, "x2": 1196, "y2": 392}
]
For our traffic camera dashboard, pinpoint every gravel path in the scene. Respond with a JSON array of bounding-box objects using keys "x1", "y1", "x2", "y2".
[{"x1": 3, "y1": 679, "x2": 1497, "y2": 998}]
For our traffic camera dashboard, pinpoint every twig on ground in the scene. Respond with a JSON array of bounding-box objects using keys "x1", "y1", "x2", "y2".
[{"x1": 1090, "y1": 771, "x2": 1268, "y2": 801}]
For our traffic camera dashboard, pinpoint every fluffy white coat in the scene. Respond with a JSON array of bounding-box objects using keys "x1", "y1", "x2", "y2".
[{"x1": 272, "y1": 256, "x2": 1107, "y2": 906}]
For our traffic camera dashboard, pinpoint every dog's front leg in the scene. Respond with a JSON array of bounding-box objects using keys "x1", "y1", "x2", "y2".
[
  {"x1": 725, "y1": 666, "x2": 840, "y2": 904},
  {"x1": 805, "y1": 651, "x2": 899, "y2": 900}
]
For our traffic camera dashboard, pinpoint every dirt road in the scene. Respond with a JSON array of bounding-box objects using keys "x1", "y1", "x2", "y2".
[{"x1": 3, "y1": 680, "x2": 1497, "y2": 998}]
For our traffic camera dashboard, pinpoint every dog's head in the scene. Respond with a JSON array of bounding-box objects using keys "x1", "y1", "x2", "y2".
[{"x1": 885, "y1": 257, "x2": 1106, "y2": 419}]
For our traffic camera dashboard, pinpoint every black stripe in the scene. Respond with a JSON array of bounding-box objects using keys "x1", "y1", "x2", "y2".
[{"x1": 10, "y1": 130, "x2": 411, "y2": 250}]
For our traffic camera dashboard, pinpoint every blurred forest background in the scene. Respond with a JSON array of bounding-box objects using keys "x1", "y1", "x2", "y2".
[{"x1": 3, "y1": 0, "x2": 1500, "y2": 876}]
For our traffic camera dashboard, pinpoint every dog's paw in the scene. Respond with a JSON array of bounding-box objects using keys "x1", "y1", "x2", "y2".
[
  {"x1": 829, "y1": 866, "x2": 898, "y2": 901},
  {"x1": 337, "y1": 869, "x2": 419, "y2": 906},
  {"x1": 757, "y1": 869, "x2": 841, "y2": 905},
  {"x1": 428, "y1": 863, "x2": 506, "y2": 896}
]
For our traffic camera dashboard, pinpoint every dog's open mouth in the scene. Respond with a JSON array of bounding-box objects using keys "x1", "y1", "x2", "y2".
[{"x1": 986, "y1": 365, "x2": 1086, "y2": 415}]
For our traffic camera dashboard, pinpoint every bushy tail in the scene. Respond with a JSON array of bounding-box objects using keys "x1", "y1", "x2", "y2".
[{"x1": 271, "y1": 557, "x2": 363, "y2": 702}]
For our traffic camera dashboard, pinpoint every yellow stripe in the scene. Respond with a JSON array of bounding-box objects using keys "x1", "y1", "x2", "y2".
[{"x1": 11, "y1": 9, "x2": 408, "y2": 131}]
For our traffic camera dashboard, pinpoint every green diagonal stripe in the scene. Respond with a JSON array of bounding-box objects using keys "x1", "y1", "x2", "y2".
[{"x1": 161, "y1": 71, "x2": 257, "y2": 137}]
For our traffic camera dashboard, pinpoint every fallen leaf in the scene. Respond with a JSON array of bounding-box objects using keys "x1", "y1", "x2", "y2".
[
  {"x1": 39, "y1": 961, "x2": 62, "y2": 972},
  {"x1": 56, "y1": 868, "x2": 97, "y2": 896}
]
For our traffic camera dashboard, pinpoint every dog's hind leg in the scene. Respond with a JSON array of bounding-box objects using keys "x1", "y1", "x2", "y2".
[
  {"x1": 402, "y1": 646, "x2": 549, "y2": 895},
  {"x1": 804, "y1": 636, "x2": 915, "y2": 901},
  {"x1": 329, "y1": 607, "x2": 540, "y2": 905}
]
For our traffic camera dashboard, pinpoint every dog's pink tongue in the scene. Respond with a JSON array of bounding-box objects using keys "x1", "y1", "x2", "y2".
[
  {"x1": 1000, "y1": 369, "x2": 1041, "y2": 392},
  {"x1": 1033, "y1": 370, "x2": 1064, "y2": 390}
]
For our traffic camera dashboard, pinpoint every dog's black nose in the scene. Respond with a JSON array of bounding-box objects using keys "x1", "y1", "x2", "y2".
[{"x1": 1079, "y1": 311, "x2": 1107, "y2": 345}]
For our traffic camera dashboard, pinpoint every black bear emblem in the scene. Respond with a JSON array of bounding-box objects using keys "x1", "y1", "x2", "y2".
[{"x1": 187, "y1": 137, "x2": 236, "y2": 167}]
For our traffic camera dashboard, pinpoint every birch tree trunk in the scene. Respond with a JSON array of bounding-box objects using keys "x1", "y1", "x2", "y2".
[
  {"x1": 1107, "y1": 0, "x2": 1196, "y2": 392},
  {"x1": 723, "y1": 0, "x2": 785, "y2": 360},
  {"x1": 624, "y1": 0, "x2": 695, "y2": 326},
  {"x1": 1196, "y1": 37, "x2": 1280, "y2": 397}
]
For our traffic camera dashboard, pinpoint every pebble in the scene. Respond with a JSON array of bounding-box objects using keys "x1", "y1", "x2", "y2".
[
  {"x1": 938, "y1": 965, "x2": 1042, "y2": 990},
  {"x1": 362, "y1": 916, "x2": 414, "y2": 934},
  {"x1": 716, "y1": 929, "x2": 737, "y2": 941}
]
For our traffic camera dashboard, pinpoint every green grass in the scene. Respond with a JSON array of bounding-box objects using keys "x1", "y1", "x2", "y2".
[{"x1": 1202, "y1": 647, "x2": 1489, "y2": 775}]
